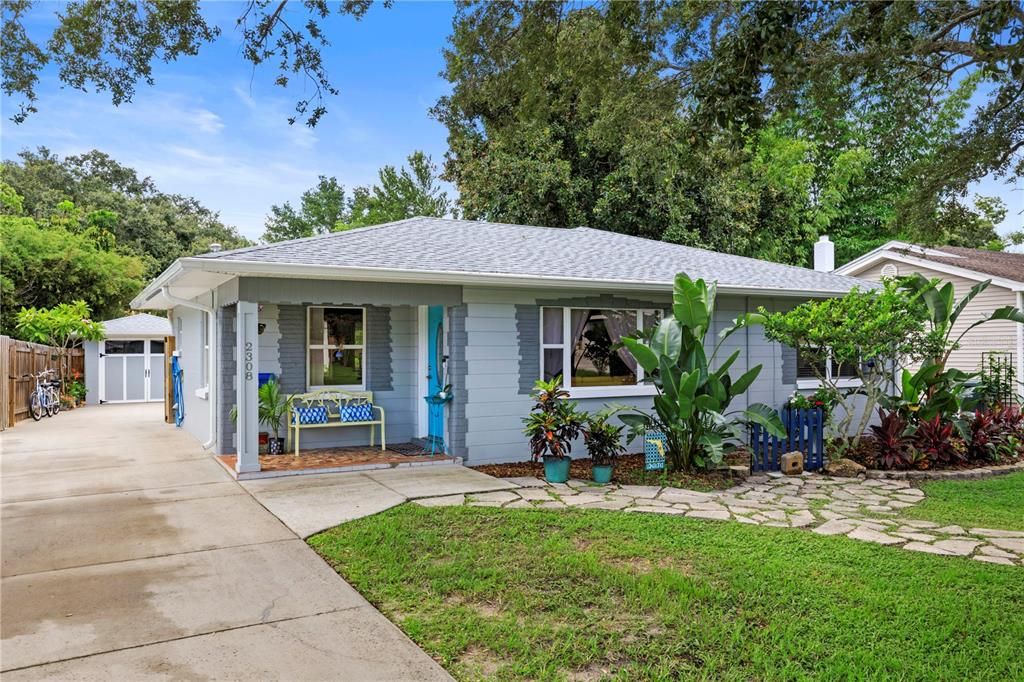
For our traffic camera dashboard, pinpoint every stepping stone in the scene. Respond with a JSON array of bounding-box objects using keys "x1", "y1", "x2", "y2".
[
  {"x1": 734, "y1": 515, "x2": 760, "y2": 524},
  {"x1": 987, "y1": 537, "x2": 1024, "y2": 554},
  {"x1": 979, "y1": 545, "x2": 1017, "y2": 559},
  {"x1": 469, "y1": 491, "x2": 521, "y2": 505},
  {"x1": 802, "y1": 493, "x2": 832, "y2": 501},
  {"x1": 970, "y1": 528, "x2": 1024, "y2": 538},
  {"x1": 935, "y1": 525, "x2": 966, "y2": 535},
  {"x1": 660, "y1": 489, "x2": 713, "y2": 504},
  {"x1": 888, "y1": 500, "x2": 917, "y2": 509},
  {"x1": 974, "y1": 555, "x2": 1015, "y2": 566},
  {"x1": 814, "y1": 519, "x2": 857, "y2": 536},
  {"x1": 504, "y1": 499, "x2": 534, "y2": 509},
  {"x1": 560, "y1": 494, "x2": 606, "y2": 507},
  {"x1": 931, "y1": 539, "x2": 982, "y2": 556},
  {"x1": 819, "y1": 510, "x2": 848, "y2": 521},
  {"x1": 789, "y1": 510, "x2": 816, "y2": 528},
  {"x1": 534, "y1": 500, "x2": 566, "y2": 509},
  {"x1": 761, "y1": 509, "x2": 788, "y2": 521},
  {"x1": 763, "y1": 521, "x2": 791, "y2": 527},
  {"x1": 866, "y1": 505, "x2": 896, "y2": 515},
  {"x1": 892, "y1": 495, "x2": 923, "y2": 505},
  {"x1": 414, "y1": 494, "x2": 465, "y2": 507},
  {"x1": 689, "y1": 501, "x2": 728, "y2": 512},
  {"x1": 904, "y1": 542, "x2": 956, "y2": 556},
  {"x1": 847, "y1": 528, "x2": 904, "y2": 545},
  {"x1": 582, "y1": 498, "x2": 631, "y2": 511},
  {"x1": 779, "y1": 495, "x2": 810, "y2": 508},
  {"x1": 503, "y1": 477, "x2": 546, "y2": 488},
  {"x1": 566, "y1": 479, "x2": 591, "y2": 489},
  {"x1": 900, "y1": 520, "x2": 939, "y2": 529},
  {"x1": 626, "y1": 506, "x2": 686, "y2": 515},
  {"x1": 617, "y1": 485, "x2": 662, "y2": 499},
  {"x1": 687, "y1": 509, "x2": 731, "y2": 521},
  {"x1": 894, "y1": 531, "x2": 937, "y2": 542},
  {"x1": 515, "y1": 487, "x2": 557, "y2": 501}
]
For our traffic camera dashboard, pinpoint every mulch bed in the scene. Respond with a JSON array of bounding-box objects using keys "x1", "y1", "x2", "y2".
[{"x1": 471, "y1": 452, "x2": 747, "y2": 491}]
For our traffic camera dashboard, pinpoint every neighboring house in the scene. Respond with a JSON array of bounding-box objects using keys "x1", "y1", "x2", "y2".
[
  {"x1": 130, "y1": 218, "x2": 866, "y2": 474},
  {"x1": 835, "y1": 242, "x2": 1024, "y2": 382},
  {"x1": 83, "y1": 313, "x2": 171, "y2": 405}
]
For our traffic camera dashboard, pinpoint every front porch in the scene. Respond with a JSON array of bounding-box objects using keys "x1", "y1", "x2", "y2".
[{"x1": 217, "y1": 444, "x2": 460, "y2": 480}]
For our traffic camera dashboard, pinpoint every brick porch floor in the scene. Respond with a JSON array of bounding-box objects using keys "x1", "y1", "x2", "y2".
[{"x1": 217, "y1": 444, "x2": 458, "y2": 479}]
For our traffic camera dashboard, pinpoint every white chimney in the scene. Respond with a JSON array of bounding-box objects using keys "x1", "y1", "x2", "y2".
[{"x1": 814, "y1": 235, "x2": 834, "y2": 272}]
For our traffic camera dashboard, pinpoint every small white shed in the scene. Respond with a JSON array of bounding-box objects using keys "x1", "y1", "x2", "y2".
[{"x1": 84, "y1": 313, "x2": 172, "y2": 405}]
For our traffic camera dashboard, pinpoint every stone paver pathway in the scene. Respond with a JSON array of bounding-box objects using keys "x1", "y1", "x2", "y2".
[{"x1": 415, "y1": 472, "x2": 1022, "y2": 566}]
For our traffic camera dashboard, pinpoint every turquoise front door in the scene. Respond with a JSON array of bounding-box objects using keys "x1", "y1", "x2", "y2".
[{"x1": 426, "y1": 305, "x2": 446, "y2": 447}]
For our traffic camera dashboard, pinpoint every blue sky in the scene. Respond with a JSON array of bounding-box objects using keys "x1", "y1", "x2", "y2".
[
  {"x1": 2, "y1": 1, "x2": 457, "y2": 240},
  {"x1": 1, "y1": 1, "x2": 1019, "y2": 241}
]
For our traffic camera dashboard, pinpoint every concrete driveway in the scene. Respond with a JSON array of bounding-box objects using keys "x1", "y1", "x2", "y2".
[{"x1": 1, "y1": 404, "x2": 451, "y2": 680}]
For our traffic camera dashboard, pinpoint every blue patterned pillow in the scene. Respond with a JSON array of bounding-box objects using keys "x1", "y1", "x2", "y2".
[
  {"x1": 340, "y1": 403, "x2": 374, "y2": 422},
  {"x1": 294, "y1": 406, "x2": 328, "y2": 424}
]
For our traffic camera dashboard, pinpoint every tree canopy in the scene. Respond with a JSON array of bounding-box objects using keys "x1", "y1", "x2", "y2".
[
  {"x1": 262, "y1": 151, "x2": 452, "y2": 242},
  {"x1": 1, "y1": 148, "x2": 250, "y2": 277},
  {"x1": 433, "y1": 1, "x2": 1022, "y2": 265}
]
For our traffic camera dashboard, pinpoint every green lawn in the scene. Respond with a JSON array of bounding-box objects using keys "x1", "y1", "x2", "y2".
[
  {"x1": 900, "y1": 472, "x2": 1024, "y2": 531},
  {"x1": 310, "y1": 506, "x2": 1024, "y2": 681}
]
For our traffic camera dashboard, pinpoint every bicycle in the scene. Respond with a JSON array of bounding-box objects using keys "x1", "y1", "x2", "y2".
[{"x1": 28, "y1": 369, "x2": 61, "y2": 421}]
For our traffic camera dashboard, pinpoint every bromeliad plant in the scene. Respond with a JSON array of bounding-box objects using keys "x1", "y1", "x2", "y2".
[
  {"x1": 617, "y1": 274, "x2": 786, "y2": 472},
  {"x1": 522, "y1": 376, "x2": 583, "y2": 461}
]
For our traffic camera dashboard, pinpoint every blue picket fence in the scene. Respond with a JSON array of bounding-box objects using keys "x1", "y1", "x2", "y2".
[{"x1": 749, "y1": 407, "x2": 825, "y2": 472}]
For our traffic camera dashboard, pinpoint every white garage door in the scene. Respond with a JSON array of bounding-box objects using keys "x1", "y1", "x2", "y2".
[{"x1": 99, "y1": 339, "x2": 165, "y2": 403}]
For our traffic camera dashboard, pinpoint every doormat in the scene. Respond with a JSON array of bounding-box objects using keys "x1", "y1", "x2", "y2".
[{"x1": 387, "y1": 442, "x2": 433, "y2": 456}]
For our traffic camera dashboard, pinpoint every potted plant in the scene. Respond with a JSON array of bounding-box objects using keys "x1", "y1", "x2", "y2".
[
  {"x1": 259, "y1": 379, "x2": 290, "y2": 454},
  {"x1": 522, "y1": 376, "x2": 582, "y2": 483},
  {"x1": 583, "y1": 409, "x2": 625, "y2": 483}
]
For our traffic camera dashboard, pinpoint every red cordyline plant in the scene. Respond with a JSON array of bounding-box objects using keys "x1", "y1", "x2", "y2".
[
  {"x1": 913, "y1": 416, "x2": 966, "y2": 466},
  {"x1": 869, "y1": 409, "x2": 914, "y2": 469}
]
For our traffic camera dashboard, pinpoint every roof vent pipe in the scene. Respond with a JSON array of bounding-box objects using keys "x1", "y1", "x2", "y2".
[
  {"x1": 209, "y1": 243, "x2": 222, "y2": 253},
  {"x1": 814, "y1": 235, "x2": 835, "y2": 272}
]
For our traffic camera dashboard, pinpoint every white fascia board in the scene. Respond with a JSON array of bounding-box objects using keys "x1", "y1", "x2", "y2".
[
  {"x1": 837, "y1": 250, "x2": 1024, "y2": 291},
  {"x1": 131, "y1": 260, "x2": 185, "y2": 309},
  {"x1": 190, "y1": 257, "x2": 858, "y2": 298}
]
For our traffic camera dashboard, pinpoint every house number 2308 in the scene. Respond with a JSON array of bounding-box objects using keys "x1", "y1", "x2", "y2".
[{"x1": 244, "y1": 341, "x2": 254, "y2": 381}]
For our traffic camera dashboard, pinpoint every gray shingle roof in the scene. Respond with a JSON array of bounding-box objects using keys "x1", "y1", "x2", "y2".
[
  {"x1": 102, "y1": 313, "x2": 171, "y2": 337},
  {"x1": 197, "y1": 217, "x2": 868, "y2": 293}
]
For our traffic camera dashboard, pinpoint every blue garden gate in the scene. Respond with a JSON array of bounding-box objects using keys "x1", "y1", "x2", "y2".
[{"x1": 749, "y1": 407, "x2": 825, "y2": 472}]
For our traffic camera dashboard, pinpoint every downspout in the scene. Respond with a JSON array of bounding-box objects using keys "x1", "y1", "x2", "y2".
[{"x1": 162, "y1": 286, "x2": 217, "y2": 449}]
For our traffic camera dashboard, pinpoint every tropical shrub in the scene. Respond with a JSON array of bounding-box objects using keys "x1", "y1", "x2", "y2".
[
  {"x1": 762, "y1": 279, "x2": 928, "y2": 453},
  {"x1": 974, "y1": 352, "x2": 1019, "y2": 409},
  {"x1": 258, "y1": 379, "x2": 290, "y2": 440},
  {"x1": 869, "y1": 409, "x2": 915, "y2": 469},
  {"x1": 15, "y1": 301, "x2": 105, "y2": 385},
  {"x1": 582, "y1": 409, "x2": 626, "y2": 466},
  {"x1": 617, "y1": 274, "x2": 785, "y2": 472},
  {"x1": 522, "y1": 376, "x2": 583, "y2": 461}
]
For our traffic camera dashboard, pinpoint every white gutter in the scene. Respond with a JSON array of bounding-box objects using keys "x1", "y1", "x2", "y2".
[{"x1": 161, "y1": 286, "x2": 217, "y2": 450}]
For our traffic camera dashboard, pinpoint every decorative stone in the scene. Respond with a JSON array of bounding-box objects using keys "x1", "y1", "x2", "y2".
[
  {"x1": 503, "y1": 477, "x2": 547, "y2": 488},
  {"x1": 504, "y1": 499, "x2": 534, "y2": 509},
  {"x1": 847, "y1": 527, "x2": 904, "y2": 545},
  {"x1": 734, "y1": 515, "x2": 759, "y2": 524},
  {"x1": 582, "y1": 498, "x2": 631, "y2": 511},
  {"x1": 934, "y1": 525, "x2": 967, "y2": 535},
  {"x1": 616, "y1": 485, "x2": 663, "y2": 499},
  {"x1": 780, "y1": 451, "x2": 804, "y2": 475},
  {"x1": 788, "y1": 510, "x2": 816, "y2": 528},
  {"x1": 978, "y1": 545, "x2": 1017, "y2": 559},
  {"x1": 974, "y1": 555, "x2": 1015, "y2": 566},
  {"x1": 414, "y1": 494, "x2": 465, "y2": 507},
  {"x1": 560, "y1": 494, "x2": 606, "y2": 507},
  {"x1": 626, "y1": 505, "x2": 686, "y2": 515},
  {"x1": 515, "y1": 488, "x2": 557, "y2": 501},
  {"x1": 894, "y1": 531, "x2": 937, "y2": 542},
  {"x1": 823, "y1": 458, "x2": 866, "y2": 477},
  {"x1": 970, "y1": 528, "x2": 1024, "y2": 538},
  {"x1": 900, "y1": 519, "x2": 939, "y2": 529},
  {"x1": 987, "y1": 537, "x2": 1024, "y2": 553},
  {"x1": 813, "y1": 519, "x2": 857, "y2": 536}
]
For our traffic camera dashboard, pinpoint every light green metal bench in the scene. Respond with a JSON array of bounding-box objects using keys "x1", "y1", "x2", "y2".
[{"x1": 287, "y1": 389, "x2": 386, "y2": 456}]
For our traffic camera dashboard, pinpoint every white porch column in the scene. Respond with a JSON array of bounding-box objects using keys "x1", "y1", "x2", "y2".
[{"x1": 235, "y1": 301, "x2": 260, "y2": 474}]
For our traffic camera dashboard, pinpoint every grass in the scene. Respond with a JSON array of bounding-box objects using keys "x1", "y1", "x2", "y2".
[
  {"x1": 310, "y1": 505, "x2": 1024, "y2": 681},
  {"x1": 899, "y1": 472, "x2": 1024, "y2": 531}
]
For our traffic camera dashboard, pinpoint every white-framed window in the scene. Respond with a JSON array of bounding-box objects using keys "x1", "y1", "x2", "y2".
[
  {"x1": 796, "y1": 347, "x2": 862, "y2": 389},
  {"x1": 540, "y1": 307, "x2": 662, "y2": 397},
  {"x1": 307, "y1": 307, "x2": 366, "y2": 389}
]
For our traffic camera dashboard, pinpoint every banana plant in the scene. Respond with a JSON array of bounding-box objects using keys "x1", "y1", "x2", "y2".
[{"x1": 617, "y1": 273, "x2": 786, "y2": 472}]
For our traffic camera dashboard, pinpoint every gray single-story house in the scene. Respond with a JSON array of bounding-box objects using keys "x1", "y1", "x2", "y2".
[{"x1": 130, "y1": 218, "x2": 865, "y2": 474}]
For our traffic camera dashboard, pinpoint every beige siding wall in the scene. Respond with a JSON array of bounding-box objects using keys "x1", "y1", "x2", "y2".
[{"x1": 857, "y1": 260, "x2": 1018, "y2": 373}]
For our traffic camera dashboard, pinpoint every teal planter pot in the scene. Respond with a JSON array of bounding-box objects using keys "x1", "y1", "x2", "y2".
[
  {"x1": 591, "y1": 464, "x2": 613, "y2": 484},
  {"x1": 543, "y1": 456, "x2": 571, "y2": 484}
]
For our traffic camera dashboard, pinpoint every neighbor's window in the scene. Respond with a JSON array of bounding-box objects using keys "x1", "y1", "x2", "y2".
[
  {"x1": 541, "y1": 307, "x2": 660, "y2": 390},
  {"x1": 308, "y1": 307, "x2": 365, "y2": 388}
]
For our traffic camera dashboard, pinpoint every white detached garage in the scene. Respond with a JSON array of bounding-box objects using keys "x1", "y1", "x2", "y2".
[{"x1": 84, "y1": 313, "x2": 171, "y2": 405}]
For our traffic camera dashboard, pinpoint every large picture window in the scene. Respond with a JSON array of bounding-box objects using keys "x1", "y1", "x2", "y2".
[
  {"x1": 308, "y1": 307, "x2": 365, "y2": 389},
  {"x1": 541, "y1": 307, "x2": 661, "y2": 394}
]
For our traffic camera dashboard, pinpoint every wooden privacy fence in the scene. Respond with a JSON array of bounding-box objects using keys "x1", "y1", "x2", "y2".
[
  {"x1": 0, "y1": 336, "x2": 85, "y2": 430},
  {"x1": 750, "y1": 407, "x2": 826, "y2": 472}
]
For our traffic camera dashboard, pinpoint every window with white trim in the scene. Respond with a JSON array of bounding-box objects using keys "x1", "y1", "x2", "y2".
[
  {"x1": 307, "y1": 307, "x2": 365, "y2": 389},
  {"x1": 796, "y1": 348, "x2": 858, "y2": 381},
  {"x1": 541, "y1": 307, "x2": 661, "y2": 392}
]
